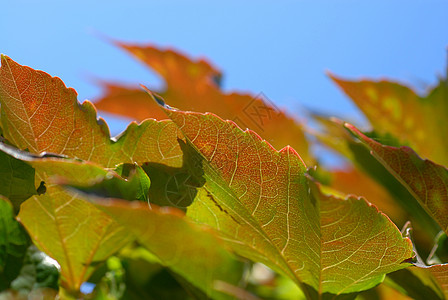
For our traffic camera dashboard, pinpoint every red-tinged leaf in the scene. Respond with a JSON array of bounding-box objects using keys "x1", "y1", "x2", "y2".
[
  {"x1": 346, "y1": 123, "x2": 448, "y2": 235},
  {"x1": 94, "y1": 82, "x2": 168, "y2": 121},
  {"x1": 328, "y1": 167, "x2": 407, "y2": 224},
  {"x1": 0, "y1": 56, "x2": 189, "y2": 292},
  {"x1": 152, "y1": 94, "x2": 413, "y2": 296},
  {"x1": 93, "y1": 198, "x2": 244, "y2": 300},
  {"x1": 330, "y1": 73, "x2": 448, "y2": 166},
  {"x1": 426, "y1": 265, "x2": 448, "y2": 298},
  {"x1": 93, "y1": 42, "x2": 314, "y2": 165},
  {"x1": 0, "y1": 55, "x2": 183, "y2": 168},
  {"x1": 388, "y1": 266, "x2": 448, "y2": 300},
  {"x1": 311, "y1": 116, "x2": 440, "y2": 239}
]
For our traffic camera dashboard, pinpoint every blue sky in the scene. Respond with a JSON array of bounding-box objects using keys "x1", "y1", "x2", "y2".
[{"x1": 2, "y1": 1, "x2": 448, "y2": 137}]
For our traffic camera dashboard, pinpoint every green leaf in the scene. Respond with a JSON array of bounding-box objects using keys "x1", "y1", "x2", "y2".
[
  {"x1": 0, "y1": 148, "x2": 37, "y2": 212},
  {"x1": 64, "y1": 163, "x2": 151, "y2": 202},
  {"x1": 0, "y1": 196, "x2": 30, "y2": 290},
  {"x1": 91, "y1": 197, "x2": 244, "y2": 300},
  {"x1": 329, "y1": 72, "x2": 448, "y2": 166},
  {"x1": 345, "y1": 123, "x2": 448, "y2": 236},
  {"x1": 151, "y1": 92, "x2": 414, "y2": 296},
  {"x1": 0, "y1": 144, "x2": 137, "y2": 292}
]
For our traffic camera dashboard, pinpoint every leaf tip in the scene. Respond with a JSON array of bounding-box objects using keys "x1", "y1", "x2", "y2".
[
  {"x1": 326, "y1": 71, "x2": 342, "y2": 82},
  {"x1": 0, "y1": 54, "x2": 10, "y2": 65},
  {"x1": 343, "y1": 122, "x2": 363, "y2": 139},
  {"x1": 140, "y1": 84, "x2": 168, "y2": 107}
]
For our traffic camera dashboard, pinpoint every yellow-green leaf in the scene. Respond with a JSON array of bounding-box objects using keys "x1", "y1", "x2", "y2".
[{"x1": 153, "y1": 93, "x2": 413, "y2": 296}]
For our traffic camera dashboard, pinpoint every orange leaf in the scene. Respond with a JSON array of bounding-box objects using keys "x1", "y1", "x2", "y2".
[
  {"x1": 330, "y1": 73, "x2": 448, "y2": 166},
  {"x1": 329, "y1": 167, "x2": 407, "y2": 224},
  {"x1": 94, "y1": 42, "x2": 314, "y2": 165},
  {"x1": 346, "y1": 123, "x2": 448, "y2": 235}
]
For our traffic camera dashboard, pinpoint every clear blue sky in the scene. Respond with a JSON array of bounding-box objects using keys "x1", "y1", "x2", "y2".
[{"x1": 2, "y1": 1, "x2": 448, "y2": 137}]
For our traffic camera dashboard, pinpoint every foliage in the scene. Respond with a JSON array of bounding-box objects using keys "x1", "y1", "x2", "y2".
[{"x1": 0, "y1": 40, "x2": 447, "y2": 299}]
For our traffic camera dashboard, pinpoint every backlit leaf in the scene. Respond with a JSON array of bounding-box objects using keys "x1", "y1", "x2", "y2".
[
  {"x1": 346, "y1": 123, "x2": 448, "y2": 236},
  {"x1": 330, "y1": 73, "x2": 448, "y2": 166},
  {"x1": 19, "y1": 154, "x2": 243, "y2": 299},
  {"x1": 0, "y1": 56, "x2": 186, "y2": 292},
  {"x1": 327, "y1": 167, "x2": 407, "y2": 224},
  {"x1": 388, "y1": 266, "x2": 448, "y2": 300},
  {"x1": 311, "y1": 117, "x2": 440, "y2": 239},
  {"x1": 94, "y1": 41, "x2": 314, "y2": 164},
  {"x1": 153, "y1": 93, "x2": 413, "y2": 296},
  {"x1": 93, "y1": 197, "x2": 244, "y2": 300}
]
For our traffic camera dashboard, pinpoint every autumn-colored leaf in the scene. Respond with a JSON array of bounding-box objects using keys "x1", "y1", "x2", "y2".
[
  {"x1": 93, "y1": 82, "x2": 168, "y2": 121},
  {"x1": 0, "y1": 55, "x2": 183, "y2": 167},
  {"x1": 388, "y1": 266, "x2": 448, "y2": 300},
  {"x1": 346, "y1": 123, "x2": 448, "y2": 236},
  {"x1": 311, "y1": 116, "x2": 440, "y2": 241},
  {"x1": 0, "y1": 56, "x2": 189, "y2": 292},
  {"x1": 330, "y1": 73, "x2": 448, "y2": 166},
  {"x1": 94, "y1": 41, "x2": 314, "y2": 164},
  {"x1": 151, "y1": 93, "x2": 413, "y2": 296},
  {"x1": 328, "y1": 167, "x2": 407, "y2": 224},
  {"x1": 426, "y1": 264, "x2": 448, "y2": 299}
]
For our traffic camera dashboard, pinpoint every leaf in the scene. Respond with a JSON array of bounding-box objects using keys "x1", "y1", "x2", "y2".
[
  {"x1": 345, "y1": 123, "x2": 448, "y2": 236},
  {"x1": 152, "y1": 93, "x2": 413, "y2": 296},
  {"x1": 66, "y1": 163, "x2": 151, "y2": 202},
  {"x1": 93, "y1": 41, "x2": 314, "y2": 165},
  {"x1": 34, "y1": 155, "x2": 243, "y2": 299},
  {"x1": 0, "y1": 149, "x2": 37, "y2": 212},
  {"x1": 0, "y1": 55, "x2": 183, "y2": 168},
  {"x1": 0, "y1": 143, "x2": 153, "y2": 292},
  {"x1": 90, "y1": 197, "x2": 244, "y2": 300},
  {"x1": 311, "y1": 116, "x2": 441, "y2": 239},
  {"x1": 327, "y1": 167, "x2": 407, "y2": 225},
  {"x1": 0, "y1": 56, "x2": 188, "y2": 292},
  {"x1": 329, "y1": 73, "x2": 448, "y2": 166},
  {"x1": 0, "y1": 196, "x2": 30, "y2": 290},
  {"x1": 387, "y1": 266, "x2": 448, "y2": 300}
]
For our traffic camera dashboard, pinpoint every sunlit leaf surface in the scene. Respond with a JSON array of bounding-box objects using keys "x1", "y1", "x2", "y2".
[
  {"x1": 94, "y1": 41, "x2": 313, "y2": 164},
  {"x1": 330, "y1": 73, "x2": 448, "y2": 166},
  {"x1": 152, "y1": 93, "x2": 413, "y2": 296},
  {"x1": 312, "y1": 117, "x2": 440, "y2": 239},
  {"x1": 0, "y1": 56, "x2": 186, "y2": 291},
  {"x1": 328, "y1": 167, "x2": 407, "y2": 224},
  {"x1": 346, "y1": 123, "x2": 448, "y2": 236},
  {"x1": 93, "y1": 197, "x2": 244, "y2": 300}
]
